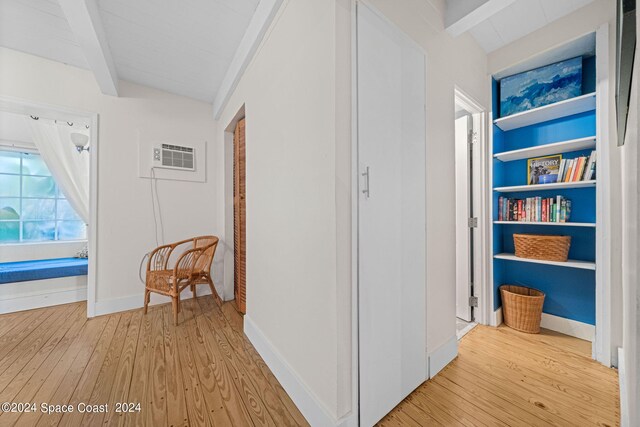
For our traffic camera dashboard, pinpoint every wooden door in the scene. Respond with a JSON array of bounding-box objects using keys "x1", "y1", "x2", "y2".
[{"x1": 234, "y1": 118, "x2": 247, "y2": 313}]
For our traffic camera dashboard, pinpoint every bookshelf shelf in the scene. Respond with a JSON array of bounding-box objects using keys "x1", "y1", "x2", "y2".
[
  {"x1": 494, "y1": 180, "x2": 596, "y2": 193},
  {"x1": 493, "y1": 221, "x2": 596, "y2": 227},
  {"x1": 494, "y1": 253, "x2": 596, "y2": 270},
  {"x1": 494, "y1": 136, "x2": 596, "y2": 162},
  {"x1": 493, "y1": 93, "x2": 596, "y2": 131}
]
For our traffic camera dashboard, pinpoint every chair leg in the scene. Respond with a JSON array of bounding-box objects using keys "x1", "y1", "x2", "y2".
[
  {"x1": 191, "y1": 284, "x2": 196, "y2": 299},
  {"x1": 172, "y1": 297, "x2": 179, "y2": 326},
  {"x1": 144, "y1": 290, "x2": 150, "y2": 314},
  {"x1": 206, "y1": 276, "x2": 223, "y2": 306}
]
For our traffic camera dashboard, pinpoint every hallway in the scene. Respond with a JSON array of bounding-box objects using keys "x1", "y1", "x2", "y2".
[{"x1": 380, "y1": 325, "x2": 620, "y2": 426}]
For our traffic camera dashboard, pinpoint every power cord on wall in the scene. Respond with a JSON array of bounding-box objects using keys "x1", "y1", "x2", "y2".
[
  {"x1": 139, "y1": 167, "x2": 166, "y2": 285},
  {"x1": 150, "y1": 167, "x2": 165, "y2": 246}
]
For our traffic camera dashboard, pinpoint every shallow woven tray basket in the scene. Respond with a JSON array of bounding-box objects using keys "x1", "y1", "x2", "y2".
[
  {"x1": 513, "y1": 233, "x2": 571, "y2": 262},
  {"x1": 500, "y1": 285, "x2": 545, "y2": 334}
]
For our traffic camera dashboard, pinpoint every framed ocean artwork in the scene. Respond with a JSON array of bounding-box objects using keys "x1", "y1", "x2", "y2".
[{"x1": 499, "y1": 57, "x2": 583, "y2": 118}]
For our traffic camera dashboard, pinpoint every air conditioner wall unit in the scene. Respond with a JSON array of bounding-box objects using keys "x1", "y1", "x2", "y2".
[{"x1": 153, "y1": 143, "x2": 196, "y2": 171}]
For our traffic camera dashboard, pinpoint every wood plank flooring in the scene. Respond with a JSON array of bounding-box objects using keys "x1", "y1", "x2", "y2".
[
  {"x1": 0, "y1": 296, "x2": 308, "y2": 427},
  {"x1": 380, "y1": 325, "x2": 620, "y2": 427},
  {"x1": 0, "y1": 298, "x2": 620, "y2": 426}
]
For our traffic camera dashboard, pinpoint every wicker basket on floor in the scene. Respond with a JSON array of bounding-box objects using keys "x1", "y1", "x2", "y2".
[
  {"x1": 513, "y1": 233, "x2": 571, "y2": 262},
  {"x1": 500, "y1": 285, "x2": 545, "y2": 334}
]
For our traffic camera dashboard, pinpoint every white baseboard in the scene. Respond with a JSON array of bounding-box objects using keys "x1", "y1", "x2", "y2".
[
  {"x1": 244, "y1": 315, "x2": 354, "y2": 427},
  {"x1": 492, "y1": 307, "x2": 503, "y2": 326},
  {"x1": 494, "y1": 307, "x2": 594, "y2": 342},
  {"x1": 0, "y1": 286, "x2": 87, "y2": 314},
  {"x1": 540, "y1": 313, "x2": 595, "y2": 342},
  {"x1": 93, "y1": 284, "x2": 216, "y2": 317},
  {"x1": 618, "y1": 347, "x2": 629, "y2": 427},
  {"x1": 427, "y1": 335, "x2": 458, "y2": 378}
]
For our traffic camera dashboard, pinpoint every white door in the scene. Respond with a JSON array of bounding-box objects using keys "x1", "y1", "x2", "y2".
[
  {"x1": 357, "y1": 4, "x2": 427, "y2": 426},
  {"x1": 454, "y1": 114, "x2": 481, "y2": 322},
  {"x1": 455, "y1": 116, "x2": 472, "y2": 321}
]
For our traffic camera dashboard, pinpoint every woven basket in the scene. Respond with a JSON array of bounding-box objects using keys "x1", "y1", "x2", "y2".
[
  {"x1": 513, "y1": 233, "x2": 571, "y2": 262},
  {"x1": 500, "y1": 285, "x2": 545, "y2": 334}
]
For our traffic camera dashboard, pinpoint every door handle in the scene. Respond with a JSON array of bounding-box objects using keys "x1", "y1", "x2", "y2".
[{"x1": 362, "y1": 166, "x2": 370, "y2": 198}]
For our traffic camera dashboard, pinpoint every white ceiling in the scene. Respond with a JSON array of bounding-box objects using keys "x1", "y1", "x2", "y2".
[
  {"x1": 464, "y1": 0, "x2": 595, "y2": 53},
  {"x1": 0, "y1": 0, "x2": 260, "y2": 103}
]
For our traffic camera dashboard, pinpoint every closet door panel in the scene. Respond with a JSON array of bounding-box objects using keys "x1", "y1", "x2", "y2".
[{"x1": 357, "y1": 4, "x2": 427, "y2": 426}]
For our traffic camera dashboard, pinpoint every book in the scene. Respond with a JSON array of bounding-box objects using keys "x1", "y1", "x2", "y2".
[
  {"x1": 564, "y1": 159, "x2": 574, "y2": 182},
  {"x1": 497, "y1": 196, "x2": 570, "y2": 223},
  {"x1": 584, "y1": 150, "x2": 597, "y2": 180},
  {"x1": 528, "y1": 154, "x2": 562, "y2": 185},
  {"x1": 557, "y1": 159, "x2": 567, "y2": 183},
  {"x1": 574, "y1": 156, "x2": 588, "y2": 181}
]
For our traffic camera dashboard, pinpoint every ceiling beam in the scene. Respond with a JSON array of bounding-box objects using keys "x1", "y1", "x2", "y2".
[
  {"x1": 59, "y1": 0, "x2": 119, "y2": 96},
  {"x1": 212, "y1": 0, "x2": 284, "y2": 120},
  {"x1": 445, "y1": 0, "x2": 516, "y2": 37}
]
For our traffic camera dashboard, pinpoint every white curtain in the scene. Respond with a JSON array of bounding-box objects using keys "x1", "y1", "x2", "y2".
[{"x1": 25, "y1": 118, "x2": 90, "y2": 223}]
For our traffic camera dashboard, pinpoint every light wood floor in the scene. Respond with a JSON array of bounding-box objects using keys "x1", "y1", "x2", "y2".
[
  {"x1": 380, "y1": 325, "x2": 620, "y2": 427},
  {"x1": 0, "y1": 298, "x2": 621, "y2": 427},
  {"x1": 0, "y1": 295, "x2": 308, "y2": 427}
]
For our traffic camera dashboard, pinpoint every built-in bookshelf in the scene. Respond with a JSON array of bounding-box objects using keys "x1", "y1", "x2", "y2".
[
  {"x1": 491, "y1": 53, "x2": 598, "y2": 332},
  {"x1": 493, "y1": 253, "x2": 596, "y2": 270},
  {"x1": 493, "y1": 92, "x2": 596, "y2": 131},
  {"x1": 494, "y1": 180, "x2": 596, "y2": 193},
  {"x1": 493, "y1": 221, "x2": 595, "y2": 227},
  {"x1": 494, "y1": 136, "x2": 596, "y2": 162}
]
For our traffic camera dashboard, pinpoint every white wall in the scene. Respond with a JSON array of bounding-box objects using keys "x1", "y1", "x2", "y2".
[
  {"x1": 0, "y1": 47, "x2": 220, "y2": 314},
  {"x1": 216, "y1": 0, "x2": 489, "y2": 423},
  {"x1": 217, "y1": 0, "x2": 342, "y2": 422},
  {"x1": 487, "y1": 0, "x2": 621, "y2": 365}
]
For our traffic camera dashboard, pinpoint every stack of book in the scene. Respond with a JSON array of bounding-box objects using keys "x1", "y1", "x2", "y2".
[
  {"x1": 557, "y1": 150, "x2": 596, "y2": 182},
  {"x1": 498, "y1": 196, "x2": 572, "y2": 223}
]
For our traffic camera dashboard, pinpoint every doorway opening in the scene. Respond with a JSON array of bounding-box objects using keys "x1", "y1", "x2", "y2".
[
  {"x1": 223, "y1": 106, "x2": 247, "y2": 315},
  {"x1": 233, "y1": 117, "x2": 246, "y2": 314},
  {"x1": 454, "y1": 88, "x2": 486, "y2": 338},
  {"x1": 0, "y1": 97, "x2": 98, "y2": 317}
]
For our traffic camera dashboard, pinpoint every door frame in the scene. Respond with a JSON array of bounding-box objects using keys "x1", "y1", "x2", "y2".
[
  {"x1": 0, "y1": 95, "x2": 99, "y2": 317},
  {"x1": 454, "y1": 88, "x2": 491, "y2": 327},
  {"x1": 223, "y1": 105, "x2": 246, "y2": 303}
]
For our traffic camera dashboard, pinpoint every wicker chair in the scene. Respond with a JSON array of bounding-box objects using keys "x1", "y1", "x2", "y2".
[{"x1": 144, "y1": 236, "x2": 221, "y2": 325}]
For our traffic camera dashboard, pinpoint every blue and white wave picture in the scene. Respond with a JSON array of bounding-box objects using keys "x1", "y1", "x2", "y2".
[{"x1": 499, "y1": 57, "x2": 582, "y2": 118}]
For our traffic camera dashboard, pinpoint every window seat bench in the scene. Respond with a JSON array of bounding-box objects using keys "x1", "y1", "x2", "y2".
[{"x1": 0, "y1": 258, "x2": 88, "y2": 284}]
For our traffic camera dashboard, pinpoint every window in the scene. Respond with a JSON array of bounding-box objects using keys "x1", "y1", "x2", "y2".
[{"x1": 0, "y1": 150, "x2": 86, "y2": 243}]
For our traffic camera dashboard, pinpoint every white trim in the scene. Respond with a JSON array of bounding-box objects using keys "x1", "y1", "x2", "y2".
[
  {"x1": 350, "y1": 1, "x2": 360, "y2": 426},
  {"x1": 427, "y1": 335, "x2": 458, "y2": 378},
  {"x1": 212, "y1": 0, "x2": 284, "y2": 119},
  {"x1": 540, "y1": 313, "x2": 595, "y2": 342},
  {"x1": 594, "y1": 23, "x2": 612, "y2": 366},
  {"x1": 58, "y1": 0, "x2": 118, "y2": 96},
  {"x1": 618, "y1": 347, "x2": 629, "y2": 426},
  {"x1": 445, "y1": 0, "x2": 516, "y2": 37},
  {"x1": 244, "y1": 316, "x2": 355, "y2": 427},
  {"x1": 493, "y1": 308, "x2": 595, "y2": 342},
  {"x1": 457, "y1": 321, "x2": 477, "y2": 339},
  {"x1": 454, "y1": 87, "x2": 490, "y2": 326},
  {"x1": 0, "y1": 286, "x2": 87, "y2": 314},
  {"x1": 492, "y1": 307, "x2": 503, "y2": 327},
  {"x1": 0, "y1": 95, "x2": 99, "y2": 319},
  {"x1": 93, "y1": 286, "x2": 213, "y2": 317}
]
